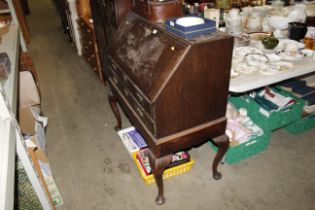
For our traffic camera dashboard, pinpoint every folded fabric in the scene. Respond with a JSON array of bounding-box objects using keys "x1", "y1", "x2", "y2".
[
  {"x1": 262, "y1": 88, "x2": 295, "y2": 108},
  {"x1": 279, "y1": 79, "x2": 306, "y2": 92},
  {"x1": 302, "y1": 92, "x2": 315, "y2": 106},
  {"x1": 225, "y1": 103, "x2": 264, "y2": 144},
  {"x1": 292, "y1": 86, "x2": 315, "y2": 97},
  {"x1": 253, "y1": 95, "x2": 279, "y2": 111}
]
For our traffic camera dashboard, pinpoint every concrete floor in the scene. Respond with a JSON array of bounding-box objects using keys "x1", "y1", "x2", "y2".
[{"x1": 26, "y1": 1, "x2": 315, "y2": 209}]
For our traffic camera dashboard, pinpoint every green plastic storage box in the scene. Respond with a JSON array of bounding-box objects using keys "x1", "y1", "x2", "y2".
[
  {"x1": 208, "y1": 130, "x2": 271, "y2": 165},
  {"x1": 229, "y1": 87, "x2": 304, "y2": 131},
  {"x1": 284, "y1": 114, "x2": 315, "y2": 135}
]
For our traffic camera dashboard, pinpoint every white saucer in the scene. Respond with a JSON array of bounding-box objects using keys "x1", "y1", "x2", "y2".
[
  {"x1": 266, "y1": 53, "x2": 282, "y2": 62},
  {"x1": 233, "y1": 63, "x2": 258, "y2": 74},
  {"x1": 277, "y1": 52, "x2": 304, "y2": 61},
  {"x1": 259, "y1": 61, "x2": 293, "y2": 75},
  {"x1": 245, "y1": 53, "x2": 269, "y2": 66},
  {"x1": 279, "y1": 39, "x2": 305, "y2": 49}
]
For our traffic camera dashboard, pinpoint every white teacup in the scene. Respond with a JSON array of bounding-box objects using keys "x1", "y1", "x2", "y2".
[
  {"x1": 285, "y1": 43, "x2": 299, "y2": 57},
  {"x1": 247, "y1": 16, "x2": 262, "y2": 30},
  {"x1": 229, "y1": 8, "x2": 240, "y2": 20}
]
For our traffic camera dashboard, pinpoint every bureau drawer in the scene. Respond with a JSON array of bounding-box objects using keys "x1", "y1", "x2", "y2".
[
  {"x1": 128, "y1": 93, "x2": 156, "y2": 136},
  {"x1": 108, "y1": 55, "x2": 125, "y2": 81},
  {"x1": 124, "y1": 78, "x2": 155, "y2": 119},
  {"x1": 108, "y1": 55, "x2": 155, "y2": 119},
  {"x1": 108, "y1": 75, "x2": 156, "y2": 136}
]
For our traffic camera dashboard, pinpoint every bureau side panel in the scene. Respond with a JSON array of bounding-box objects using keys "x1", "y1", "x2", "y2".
[{"x1": 155, "y1": 36, "x2": 234, "y2": 138}]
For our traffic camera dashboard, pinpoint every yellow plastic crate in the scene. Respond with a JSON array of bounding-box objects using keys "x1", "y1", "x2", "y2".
[{"x1": 134, "y1": 156, "x2": 194, "y2": 185}]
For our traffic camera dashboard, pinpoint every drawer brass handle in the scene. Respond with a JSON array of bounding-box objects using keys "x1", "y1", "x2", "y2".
[
  {"x1": 136, "y1": 93, "x2": 144, "y2": 102},
  {"x1": 136, "y1": 108, "x2": 143, "y2": 117},
  {"x1": 113, "y1": 77, "x2": 118, "y2": 84},
  {"x1": 124, "y1": 88, "x2": 129, "y2": 96}
]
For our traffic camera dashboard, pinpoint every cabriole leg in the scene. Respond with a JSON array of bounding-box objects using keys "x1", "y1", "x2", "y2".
[
  {"x1": 108, "y1": 89, "x2": 121, "y2": 131},
  {"x1": 148, "y1": 150, "x2": 172, "y2": 205},
  {"x1": 212, "y1": 134, "x2": 229, "y2": 180}
]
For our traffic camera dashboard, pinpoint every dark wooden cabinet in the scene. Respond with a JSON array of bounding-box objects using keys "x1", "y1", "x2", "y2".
[
  {"x1": 108, "y1": 12, "x2": 233, "y2": 204},
  {"x1": 89, "y1": 0, "x2": 132, "y2": 79},
  {"x1": 53, "y1": 0, "x2": 75, "y2": 43},
  {"x1": 77, "y1": 17, "x2": 103, "y2": 83}
]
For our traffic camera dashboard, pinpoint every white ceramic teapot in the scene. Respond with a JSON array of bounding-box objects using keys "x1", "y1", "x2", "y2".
[{"x1": 288, "y1": 4, "x2": 306, "y2": 23}]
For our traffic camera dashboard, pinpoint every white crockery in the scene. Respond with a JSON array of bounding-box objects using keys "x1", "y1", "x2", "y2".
[
  {"x1": 268, "y1": 16, "x2": 291, "y2": 38},
  {"x1": 176, "y1": 17, "x2": 205, "y2": 27}
]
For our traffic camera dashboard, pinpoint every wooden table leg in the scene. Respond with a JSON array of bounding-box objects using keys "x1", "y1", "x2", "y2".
[
  {"x1": 108, "y1": 89, "x2": 122, "y2": 131},
  {"x1": 212, "y1": 134, "x2": 229, "y2": 180},
  {"x1": 148, "y1": 150, "x2": 172, "y2": 205}
]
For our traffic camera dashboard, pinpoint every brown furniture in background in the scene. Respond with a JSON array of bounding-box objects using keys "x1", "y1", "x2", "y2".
[
  {"x1": 53, "y1": 0, "x2": 75, "y2": 43},
  {"x1": 132, "y1": 0, "x2": 183, "y2": 23},
  {"x1": 0, "y1": 0, "x2": 31, "y2": 45},
  {"x1": 107, "y1": 12, "x2": 233, "y2": 204},
  {"x1": 75, "y1": 0, "x2": 103, "y2": 83},
  {"x1": 77, "y1": 15, "x2": 104, "y2": 83},
  {"x1": 89, "y1": 0, "x2": 132, "y2": 80}
]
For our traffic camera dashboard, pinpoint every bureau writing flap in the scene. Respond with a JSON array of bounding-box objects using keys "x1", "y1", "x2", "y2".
[{"x1": 108, "y1": 12, "x2": 189, "y2": 101}]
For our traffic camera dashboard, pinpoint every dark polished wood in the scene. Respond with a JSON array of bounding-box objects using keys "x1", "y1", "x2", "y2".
[
  {"x1": 212, "y1": 134, "x2": 230, "y2": 180},
  {"x1": 132, "y1": 0, "x2": 183, "y2": 23},
  {"x1": 107, "y1": 12, "x2": 233, "y2": 204},
  {"x1": 53, "y1": 0, "x2": 75, "y2": 43},
  {"x1": 77, "y1": 17, "x2": 104, "y2": 83},
  {"x1": 90, "y1": 0, "x2": 132, "y2": 79},
  {"x1": 108, "y1": 87, "x2": 122, "y2": 131},
  {"x1": 148, "y1": 151, "x2": 172, "y2": 205}
]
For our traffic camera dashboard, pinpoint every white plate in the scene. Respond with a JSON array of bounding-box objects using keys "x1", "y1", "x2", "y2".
[
  {"x1": 266, "y1": 53, "x2": 282, "y2": 62},
  {"x1": 233, "y1": 47, "x2": 263, "y2": 62},
  {"x1": 279, "y1": 39, "x2": 305, "y2": 49},
  {"x1": 245, "y1": 53, "x2": 269, "y2": 66},
  {"x1": 259, "y1": 61, "x2": 293, "y2": 75},
  {"x1": 233, "y1": 63, "x2": 258, "y2": 74},
  {"x1": 175, "y1": 17, "x2": 205, "y2": 27},
  {"x1": 230, "y1": 68, "x2": 240, "y2": 78},
  {"x1": 277, "y1": 52, "x2": 304, "y2": 61},
  {"x1": 301, "y1": 49, "x2": 314, "y2": 57},
  {"x1": 273, "y1": 61, "x2": 293, "y2": 71}
]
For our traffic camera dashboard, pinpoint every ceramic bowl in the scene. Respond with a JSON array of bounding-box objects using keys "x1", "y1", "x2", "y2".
[
  {"x1": 268, "y1": 16, "x2": 290, "y2": 30},
  {"x1": 176, "y1": 17, "x2": 205, "y2": 27},
  {"x1": 234, "y1": 33, "x2": 251, "y2": 47}
]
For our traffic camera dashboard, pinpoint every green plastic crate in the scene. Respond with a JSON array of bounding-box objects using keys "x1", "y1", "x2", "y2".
[
  {"x1": 229, "y1": 87, "x2": 304, "y2": 131},
  {"x1": 284, "y1": 114, "x2": 315, "y2": 135},
  {"x1": 208, "y1": 131, "x2": 271, "y2": 165}
]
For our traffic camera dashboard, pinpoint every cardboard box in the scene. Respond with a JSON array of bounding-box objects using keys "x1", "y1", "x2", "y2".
[
  {"x1": 19, "y1": 105, "x2": 47, "y2": 136},
  {"x1": 19, "y1": 105, "x2": 39, "y2": 135},
  {"x1": 19, "y1": 71, "x2": 40, "y2": 108}
]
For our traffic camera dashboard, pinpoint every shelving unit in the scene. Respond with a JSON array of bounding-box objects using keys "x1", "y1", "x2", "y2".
[{"x1": 0, "y1": 25, "x2": 53, "y2": 210}]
